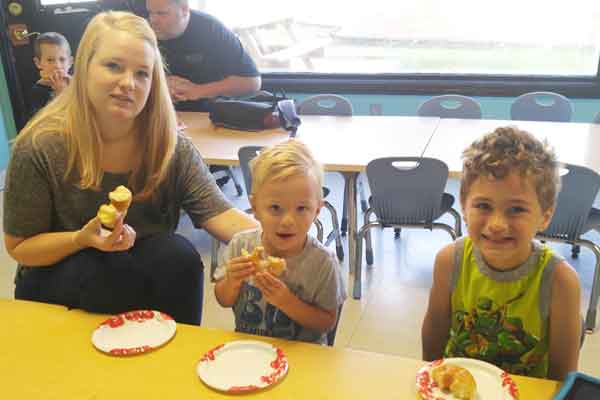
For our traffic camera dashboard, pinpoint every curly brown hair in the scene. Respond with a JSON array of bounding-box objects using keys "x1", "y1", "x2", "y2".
[{"x1": 460, "y1": 126, "x2": 560, "y2": 211}]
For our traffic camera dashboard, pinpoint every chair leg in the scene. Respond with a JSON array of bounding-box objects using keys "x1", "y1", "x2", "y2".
[
  {"x1": 577, "y1": 239, "x2": 600, "y2": 332},
  {"x1": 226, "y1": 167, "x2": 243, "y2": 196},
  {"x1": 341, "y1": 177, "x2": 348, "y2": 236},
  {"x1": 323, "y1": 201, "x2": 344, "y2": 261},
  {"x1": 314, "y1": 218, "x2": 324, "y2": 243},
  {"x1": 354, "y1": 221, "x2": 383, "y2": 299},
  {"x1": 572, "y1": 244, "x2": 581, "y2": 259},
  {"x1": 354, "y1": 226, "x2": 365, "y2": 299},
  {"x1": 364, "y1": 208, "x2": 375, "y2": 266},
  {"x1": 394, "y1": 228, "x2": 401, "y2": 239},
  {"x1": 358, "y1": 176, "x2": 368, "y2": 213},
  {"x1": 448, "y1": 207, "x2": 463, "y2": 237},
  {"x1": 210, "y1": 238, "x2": 220, "y2": 282}
]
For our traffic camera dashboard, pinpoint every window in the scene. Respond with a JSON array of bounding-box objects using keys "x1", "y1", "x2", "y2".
[
  {"x1": 192, "y1": 0, "x2": 600, "y2": 96},
  {"x1": 39, "y1": 0, "x2": 97, "y2": 5}
]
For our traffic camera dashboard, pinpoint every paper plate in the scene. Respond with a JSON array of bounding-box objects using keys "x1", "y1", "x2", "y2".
[
  {"x1": 416, "y1": 358, "x2": 519, "y2": 399},
  {"x1": 197, "y1": 340, "x2": 288, "y2": 393},
  {"x1": 92, "y1": 310, "x2": 176, "y2": 356}
]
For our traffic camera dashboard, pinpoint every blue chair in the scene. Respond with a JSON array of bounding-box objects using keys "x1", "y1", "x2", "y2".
[
  {"x1": 417, "y1": 94, "x2": 482, "y2": 119},
  {"x1": 297, "y1": 94, "x2": 370, "y2": 232},
  {"x1": 297, "y1": 94, "x2": 353, "y2": 116},
  {"x1": 535, "y1": 163, "x2": 600, "y2": 332},
  {"x1": 510, "y1": 91, "x2": 573, "y2": 122},
  {"x1": 354, "y1": 157, "x2": 462, "y2": 299}
]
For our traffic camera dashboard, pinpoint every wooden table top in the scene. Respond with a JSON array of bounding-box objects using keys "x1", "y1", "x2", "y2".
[
  {"x1": 178, "y1": 112, "x2": 440, "y2": 172},
  {"x1": 0, "y1": 299, "x2": 560, "y2": 399},
  {"x1": 424, "y1": 118, "x2": 600, "y2": 177}
]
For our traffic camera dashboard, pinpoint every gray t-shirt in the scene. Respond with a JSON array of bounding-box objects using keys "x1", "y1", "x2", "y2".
[
  {"x1": 3, "y1": 131, "x2": 232, "y2": 242},
  {"x1": 215, "y1": 228, "x2": 347, "y2": 344}
]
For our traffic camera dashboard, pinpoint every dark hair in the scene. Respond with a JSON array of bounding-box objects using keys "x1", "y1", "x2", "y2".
[
  {"x1": 33, "y1": 32, "x2": 71, "y2": 58},
  {"x1": 460, "y1": 126, "x2": 560, "y2": 212}
]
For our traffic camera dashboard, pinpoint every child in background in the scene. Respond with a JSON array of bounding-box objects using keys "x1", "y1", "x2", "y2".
[
  {"x1": 30, "y1": 32, "x2": 73, "y2": 117},
  {"x1": 214, "y1": 140, "x2": 346, "y2": 344},
  {"x1": 422, "y1": 127, "x2": 581, "y2": 380}
]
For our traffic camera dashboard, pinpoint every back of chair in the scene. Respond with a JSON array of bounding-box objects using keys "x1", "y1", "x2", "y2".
[
  {"x1": 593, "y1": 111, "x2": 600, "y2": 124},
  {"x1": 238, "y1": 146, "x2": 264, "y2": 195},
  {"x1": 417, "y1": 94, "x2": 482, "y2": 119},
  {"x1": 510, "y1": 91, "x2": 573, "y2": 122},
  {"x1": 366, "y1": 157, "x2": 449, "y2": 224},
  {"x1": 540, "y1": 163, "x2": 600, "y2": 240},
  {"x1": 297, "y1": 94, "x2": 353, "y2": 116}
]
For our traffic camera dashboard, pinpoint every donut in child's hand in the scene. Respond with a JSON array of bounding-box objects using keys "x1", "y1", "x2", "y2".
[{"x1": 241, "y1": 246, "x2": 287, "y2": 276}]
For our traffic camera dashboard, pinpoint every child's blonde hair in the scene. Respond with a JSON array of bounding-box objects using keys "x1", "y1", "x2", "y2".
[
  {"x1": 460, "y1": 126, "x2": 560, "y2": 212},
  {"x1": 250, "y1": 139, "x2": 323, "y2": 201},
  {"x1": 33, "y1": 32, "x2": 72, "y2": 59}
]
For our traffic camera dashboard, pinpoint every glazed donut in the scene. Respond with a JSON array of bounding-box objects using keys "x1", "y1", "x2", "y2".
[{"x1": 241, "y1": 246, "x2": 287, "y2": 276}]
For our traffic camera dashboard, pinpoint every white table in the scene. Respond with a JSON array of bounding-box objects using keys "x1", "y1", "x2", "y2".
[{"x1": 179, "y1": 113, "x2": 440, "y2": 290}]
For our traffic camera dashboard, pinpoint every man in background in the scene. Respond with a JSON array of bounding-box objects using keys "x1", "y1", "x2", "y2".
[{"x1": 146, "y1": 0, "x2": 261, "y2": 111}]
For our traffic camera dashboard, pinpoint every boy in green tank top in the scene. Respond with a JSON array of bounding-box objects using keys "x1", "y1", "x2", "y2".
[{"x1": 422, "y1": 127, "x2": 581, "y2": 380}]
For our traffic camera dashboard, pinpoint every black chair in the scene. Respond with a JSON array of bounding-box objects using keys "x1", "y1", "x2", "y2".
[{"x1": 535, "y1": 163, "x2": 600, "y2": 332}]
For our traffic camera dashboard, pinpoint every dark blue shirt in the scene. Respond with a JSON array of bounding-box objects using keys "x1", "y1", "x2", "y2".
[{"x1": 158, "y1": 11, "x2": 259, "y2": 111}]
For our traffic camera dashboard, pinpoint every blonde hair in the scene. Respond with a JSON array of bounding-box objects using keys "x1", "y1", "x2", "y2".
[
  {"x1": 250, "y1": 139, "x2": 323, "y2": 201},
  {"x1": 17, "y1": 11, "x2": 177, "y2": 201},
  {"x1": 460, "y1": 126, "x2": 560, "y2": 211}
]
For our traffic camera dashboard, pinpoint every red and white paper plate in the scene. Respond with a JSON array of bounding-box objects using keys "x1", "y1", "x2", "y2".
[
  {"x1": 196, "y1": 340, "x2": 288, "y2": 393},
  {"x1": 92, "y1": 310, "x2": 176, "y2": 356},
  {"x1": 416, "y1": 358, "x2": 519, "y2": 400}
]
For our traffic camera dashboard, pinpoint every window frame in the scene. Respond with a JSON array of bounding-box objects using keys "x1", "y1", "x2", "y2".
[{"x1": 262, "y1": 68, "x2": 600, "y2": 98}]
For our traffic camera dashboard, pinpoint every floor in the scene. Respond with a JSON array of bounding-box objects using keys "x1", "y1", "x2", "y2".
[{"x1": 1, "y1": 169, "x2": 599, "y2": 377}]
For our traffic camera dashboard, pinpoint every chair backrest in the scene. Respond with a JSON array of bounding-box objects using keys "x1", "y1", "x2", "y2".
[
  {"x1": 297, "y1": 94, "x2": 353, "y2": 116},
  {"x1": 593, "y1": 111, "x2": 600, "y2": 124},
  {"x1": 540, "y1": 163, "x2": 600, "y2": 240},
  {"x1": 510, "y1": 91, "x2": 573, "y2": 122},
  {"x1": 366, "y1": 157, "x2": 449, "y2": 224},
  {"x1": 417, "y1": 94, "x2": 482, "y2": 119},
  {"x1": 238, "y1": 146, "x2": 264, "y2": 195}
]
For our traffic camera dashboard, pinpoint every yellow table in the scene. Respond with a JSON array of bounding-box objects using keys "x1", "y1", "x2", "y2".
[
  {"x1": 178, "y1": 112, "x2": 440, "y2": 283},
  {"x1": 1, "y1": 299, "x2": 559, "y2": 399}
]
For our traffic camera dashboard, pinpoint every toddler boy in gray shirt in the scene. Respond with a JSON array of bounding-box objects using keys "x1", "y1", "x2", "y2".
[{"x1": 214, "y1": 140, "x2": 346, "y2": 344}]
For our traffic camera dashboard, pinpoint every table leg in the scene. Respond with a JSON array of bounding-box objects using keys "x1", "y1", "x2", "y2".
[{"x1": 343, "y1": 172, "x2": 358, "y2": 276}]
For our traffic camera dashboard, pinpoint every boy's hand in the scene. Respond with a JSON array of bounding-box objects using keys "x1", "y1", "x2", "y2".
[
  {"x1": 254, "y1": 272, "x2": 292, "y2": 309},
  {"x1": 49, "y1": 70, "x2": 71, "y2": 94},
  {"x1": 226, "y1": 255, "x2": 255, "y2": 285}
]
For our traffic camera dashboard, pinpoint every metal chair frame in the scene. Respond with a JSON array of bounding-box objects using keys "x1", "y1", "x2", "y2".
[
  {"x1": 353, "y1": 157, "x2": 462, "y2": 299},
  {"x1": 534, "y1": 163, "x2": 600, "y2": 332}
]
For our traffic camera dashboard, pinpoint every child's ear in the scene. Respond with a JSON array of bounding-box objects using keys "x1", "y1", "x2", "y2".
[
  {"x1": 539, "y1": 206, "x2": 555, "y2": 232},
  {"x1": 33, "y1": 57, "x2": 41, "y2": 69}
]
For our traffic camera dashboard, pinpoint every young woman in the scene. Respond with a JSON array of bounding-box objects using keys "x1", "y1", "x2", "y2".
[{"x1": 3, "y1": 11, "x2": 256, "y2": 325}]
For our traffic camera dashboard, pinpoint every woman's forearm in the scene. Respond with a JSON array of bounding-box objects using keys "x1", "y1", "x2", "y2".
[{"x1": 7, "y1": 231, "x2": 83, "y2": 267}]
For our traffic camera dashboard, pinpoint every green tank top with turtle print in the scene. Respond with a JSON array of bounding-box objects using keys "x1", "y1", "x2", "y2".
[{"x1": 444, "y1": 237, "x2": 561, "y2": 378}]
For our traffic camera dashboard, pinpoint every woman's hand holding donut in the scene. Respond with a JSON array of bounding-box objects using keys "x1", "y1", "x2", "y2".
[{"x1": 73, "y1": 214, "x2": 136, "y2": 252}]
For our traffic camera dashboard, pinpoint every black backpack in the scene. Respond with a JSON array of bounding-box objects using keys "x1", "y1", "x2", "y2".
[{"x1": 207, "y1": 91, "x2": 301, "y2": 136}]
